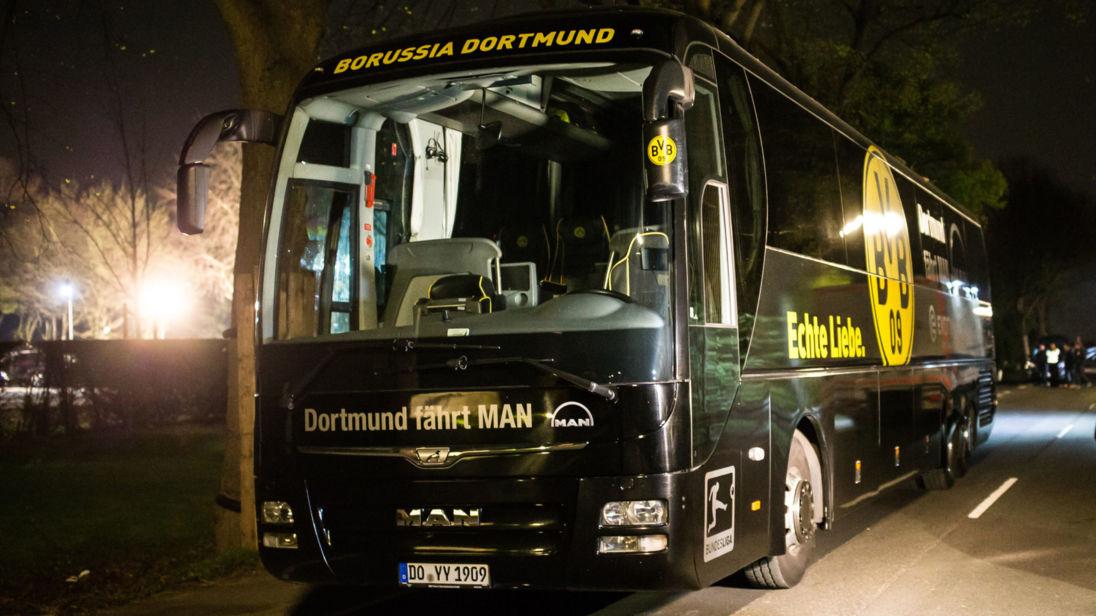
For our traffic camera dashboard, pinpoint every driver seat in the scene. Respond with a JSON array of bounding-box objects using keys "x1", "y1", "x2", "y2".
[{"x1": 383, "y1": 238, "x2": 501, "y2": 327}]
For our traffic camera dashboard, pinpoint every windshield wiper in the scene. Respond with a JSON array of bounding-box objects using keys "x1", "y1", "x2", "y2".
[
  {"x1": 445, "y1": 355, "x2": 618, "y2": 402},
  {"x1": 280, "y1": 338, "x2": 503, "y2": 409},
  {"x1": 392, "y1": 338, "x2": 502, "y2": 352}
]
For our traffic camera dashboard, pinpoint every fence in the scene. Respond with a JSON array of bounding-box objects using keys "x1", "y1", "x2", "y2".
[{"x1": 0, "y1": 339, "x2": 227, "y2": 437}]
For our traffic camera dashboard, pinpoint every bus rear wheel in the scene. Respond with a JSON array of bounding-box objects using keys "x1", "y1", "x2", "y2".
[
  {"x1": 917, "y1": 406, "x2": 971, "y2": 490},
  {"x1": 743, "y1": 430, "x2": 822, "y2": 588},
  {"x1": 956, "y1": 399, "x2": 975, "y2": 477}
]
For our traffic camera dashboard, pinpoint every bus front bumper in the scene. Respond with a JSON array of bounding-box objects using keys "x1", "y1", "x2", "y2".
[{"x1": 257, "y1": 471, "x2": 702, "y2": 591}]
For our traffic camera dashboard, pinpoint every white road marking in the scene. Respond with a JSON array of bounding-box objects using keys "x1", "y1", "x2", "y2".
[
  {"x1": 1056, "y1": 424, "x2": 1074, "y2": 439},
  {"x1": 968, "y1": 478, "x2": 1019, "y2": 519},
  {"x1": 1088, "y1": 402, "x2": 1096, "y2": 411}
]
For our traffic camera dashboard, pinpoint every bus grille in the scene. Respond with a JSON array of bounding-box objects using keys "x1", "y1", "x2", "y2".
[{"x1": 306, "y1": 477, "x2": 576, "y2": 563}]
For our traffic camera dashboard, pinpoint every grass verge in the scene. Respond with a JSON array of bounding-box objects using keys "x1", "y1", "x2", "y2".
[{"x1": 0, "y1": 428, "x2": 256, "y2": 614}]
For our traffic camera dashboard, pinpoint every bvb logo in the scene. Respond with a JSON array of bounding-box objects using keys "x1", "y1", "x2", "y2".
[
  {"x1": 646, "y1": 135, "x2": 677, "y2": 166},
  {"x1": 862, "y1": 146, "x2": 914, "y2": 366}
]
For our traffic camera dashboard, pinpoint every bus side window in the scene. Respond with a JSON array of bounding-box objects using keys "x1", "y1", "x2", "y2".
[
  {"x1": 715, "y1": 57, "x2": 766, "y2": 361},
  {"x1": 699, "y1": 182, "x2": 734, "y2": 324},
  {"x1": 684, "y1": 76, "x2": 729, "y2": 323},
  {"x1": 750, "y1": 79, "x2": 844, "y2": 264},
  {"x1": 965, "y1": 220, "x2": 990, "y2": 302},
  {"x1": 324, "y1": 205, "x2": 354, "y2": 334},
  {"x1": 834, "y1": 137, "x2": 867, "y2": 271},
  {"x1": 276, "y1": 183, "x2": 357, "y2": 339}
]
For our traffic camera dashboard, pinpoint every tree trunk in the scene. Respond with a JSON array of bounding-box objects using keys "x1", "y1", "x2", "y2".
[{"x1": 215, "y1": 0, "x2": 328, "y2": 551}]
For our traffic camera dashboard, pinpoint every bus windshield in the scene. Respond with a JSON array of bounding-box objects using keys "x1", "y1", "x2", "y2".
[{"x1": 261, "y1": 61, "x2": 672, "y2": 344}]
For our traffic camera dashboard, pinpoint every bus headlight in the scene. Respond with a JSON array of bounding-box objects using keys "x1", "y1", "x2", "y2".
[
  {"x1": 600, "y1": 500, "x2": 667, "y2": 526},
  {"x1": 597, "y1": 534, "x2": 668, "y2": 554},
  {"x1": 262, "y1": 501, "x2": 295, "y2": 525}
]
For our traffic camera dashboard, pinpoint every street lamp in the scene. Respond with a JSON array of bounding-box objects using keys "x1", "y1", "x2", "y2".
[
  {"x1": 58, "y1": 282, "x2": 74, "y2": 340},
  {"x1": 138, "y1": 278, "x2": 189, "y2": 339}
]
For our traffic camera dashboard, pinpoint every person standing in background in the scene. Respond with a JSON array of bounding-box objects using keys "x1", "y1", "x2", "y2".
[
  {"x1": 1034, "y1": 343, "x2": 1049, "y2": 386},
  {"x1": 1045, "y1": 343, "x2": 1062, "y2": 387},
  {"x1": 1072, "y1": 336, "x2": 1089, "y2": 387},
  {"x1": 1063, "y1": 343, "x2": 1074, "y2": 386}
]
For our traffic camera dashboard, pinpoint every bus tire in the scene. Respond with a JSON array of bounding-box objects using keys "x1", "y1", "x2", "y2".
[
  {"x1": 955, "y1": 399, "x2": 975, "y2": 478},
  {"x1": 917, "y1": 415, "x2": 965, "y2": 490},
  {"x1": 743, "y1": 430, "x2": 822, "y2": 588}
]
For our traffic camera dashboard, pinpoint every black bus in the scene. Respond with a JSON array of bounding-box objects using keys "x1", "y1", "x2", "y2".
[{"x1": 177, "y1": 7, "x2": 995, "y2": 591}]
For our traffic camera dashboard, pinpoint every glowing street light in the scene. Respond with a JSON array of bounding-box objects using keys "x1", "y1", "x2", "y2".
[
  {"x1": 138, "y1": 277, "x2": 190, "y2": 339},
  {"x1": 57, "y1": 282, "x2": 74, "y2": 340}
]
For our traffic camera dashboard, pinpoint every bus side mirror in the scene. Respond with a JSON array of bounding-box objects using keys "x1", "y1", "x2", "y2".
[
  {"x1": 177, "y1": 163, "x2": 211, "y2": 235},
  {"x1": 176, "y1": 109, "x2": 282, "y2": 234},
  {"x1": 643, "y1": 118, "x2": 687, "y2": 202},
  {"x1": 642, "y1": 61, "x2": 695, "y2": 203}
]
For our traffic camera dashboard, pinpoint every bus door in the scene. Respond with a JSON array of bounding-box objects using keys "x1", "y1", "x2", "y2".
[
  {"x1": 693, "y1": 52, "x2": 774, "y2": 577},
  {"x1": 684, "y1": 51, "x2": 740, "y2": 469},
  {"x1": 685, "y1": 49, "x2": 768, "y2": 577}
]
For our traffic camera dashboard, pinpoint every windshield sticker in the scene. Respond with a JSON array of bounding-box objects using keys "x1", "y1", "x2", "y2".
[
  {"x1": 786, "y1": 310, "x2": 867, "y2": 360},
  {"x1": 703, "y1": 465, "x2": 735, "y2": 562},
  {"x1": 862, "y1": 146, "x2": 914, "y2": 366},
  {"x1": 332, "y1": 28, "x2": 616, "y2": 76},
  {"x1": 646, "y1": 135, "x2": 677, "y2": 166}
]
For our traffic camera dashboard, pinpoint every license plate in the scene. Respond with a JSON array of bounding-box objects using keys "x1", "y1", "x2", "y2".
[{"x1": 399, "y1": 562, "x2": 490, "y2": 588}]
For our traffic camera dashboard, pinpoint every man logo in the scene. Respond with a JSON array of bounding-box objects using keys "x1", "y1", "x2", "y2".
[
  {"x1": 549, "y1": 401, "x2": 594, "y2": 428},
  {"x1": 396, "y1": 507, "x2": 481, "y2": 527}
]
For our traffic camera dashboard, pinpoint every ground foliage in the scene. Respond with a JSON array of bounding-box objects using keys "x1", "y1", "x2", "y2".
[{"x1": 0, "y1": 429, "x2": 255, "y2": 615}]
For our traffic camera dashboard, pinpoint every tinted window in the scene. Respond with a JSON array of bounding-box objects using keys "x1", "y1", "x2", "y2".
[
  {"x1": 945, "y1": 209, "x2": 971, "y2": 295},
  {"x1": 298, "y1": 120, "x2": 351, "y2": 167},
  {"x1": 834, "y1": 137, "x2": 867, "y2": 271},
  {"x1": 716, "y1": 57, "x2": 766, "y2": 356},
  {"x1": 911, "y1": 186, "x2": 981, "y2": 298},
  {"x1": 700, "y1": 182, "x2": 733, "y2": 324},
  {"x1": 912, "y1": 188, "x2": 946, "y2": 284},
  {"x1": 685, "y1": 79, "x2": 729, "y2": 323},
  {"x1": 751, "y1": 81, "x2": 844, "y2": 262},
  {"x1": 964, "y1": 221, "x2": 990, "y2": 301},
  {"x1": 276, "y1": 183, "x2": 358, "y2": 338}
]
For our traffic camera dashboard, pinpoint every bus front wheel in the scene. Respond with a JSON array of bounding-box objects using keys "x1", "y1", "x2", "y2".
[{"x1": 743, "y1": 430, "x2": 823, "y2": 588}]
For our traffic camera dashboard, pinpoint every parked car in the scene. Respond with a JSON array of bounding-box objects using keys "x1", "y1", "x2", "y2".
[{"x1": 0, "y1": 346, "x2": 45, "y2": 387}]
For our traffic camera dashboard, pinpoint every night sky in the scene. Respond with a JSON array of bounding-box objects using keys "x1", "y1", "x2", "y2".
[
  {"x1": 4, "y1": 2, "x2": 1092, "y2": 194},
  {"x1": 2, "y1": 1, "x2": 1093, "y2": 334},
  {"x1": 959, "y1": 9, "x2": 1095, "y2": 198},
  {"x1": 0, "y1": 1, "x2": 240, "y2": 187}
]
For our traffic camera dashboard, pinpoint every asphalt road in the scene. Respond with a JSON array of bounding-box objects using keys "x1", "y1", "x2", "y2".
[{"x1": 109, "y1": 384, "x2": 1096, "y2": 616}]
